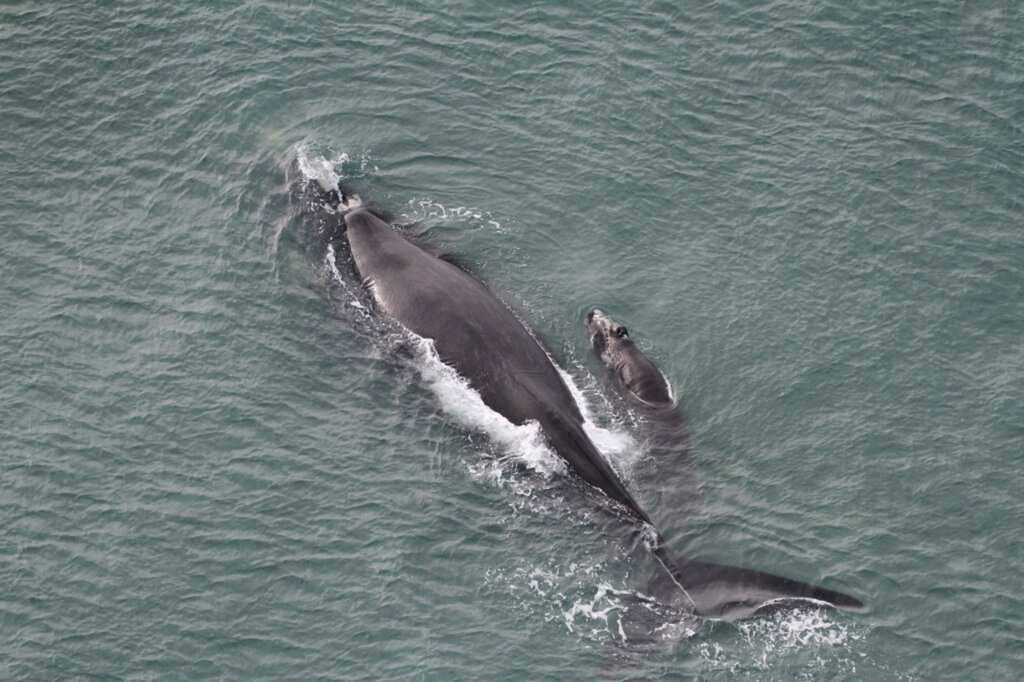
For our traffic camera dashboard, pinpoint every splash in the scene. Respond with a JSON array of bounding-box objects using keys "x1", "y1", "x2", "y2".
[
  {"x1": 407, "y1": 197, "x2": 506, "y2": 233},
  {"x1": 407, "y1": 338, "x2": 643, "y2": 492},
  {"x1": 295, "y1": 142, "x2": 350, "y2": 194},
  {"x1": 735, "y1": 606, "x2": 854, "y2": 648},
  {"x1": 324, "y1": 243, "x2": 371, "y2": 317},
  {"x1": 694, "y1": 607, "x2": 867, "y2": 677},
  {"x1": 407, "y1": 336, "x2": 564, "y2": 479},
  {"x1": 294, "y1": 141, "x2": 377, "y2": 198},
  {"x1": 557, "y1": 366, "x2": 641, "y2": 477},
  {"x1": 487, "y1": 559, "x2": 698, "y2": 646}
]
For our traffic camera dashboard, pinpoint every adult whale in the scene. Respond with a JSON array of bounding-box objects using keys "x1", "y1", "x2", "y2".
[{"x1": 320, "y1": 187, "x2": 862, "y2": 619}]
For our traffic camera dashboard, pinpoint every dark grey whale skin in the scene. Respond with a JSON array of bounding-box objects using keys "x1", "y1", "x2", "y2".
[
  {"x1": 344, "y1": 207, "x2": 650, "y2": 523},
  {"x1": 586, "y1": 308, "x2": 693, "y2": 468},
  {"x1": 334, "y1": 203, "x2": 863, "y2": 618}
]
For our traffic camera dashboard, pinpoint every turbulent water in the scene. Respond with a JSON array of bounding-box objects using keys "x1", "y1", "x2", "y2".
[{"x1": 3, "y1": 1, "x2": 1023, "y2": 679}]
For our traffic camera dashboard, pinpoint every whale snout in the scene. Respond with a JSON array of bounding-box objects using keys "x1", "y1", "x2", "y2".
[
  {"x1": 587, "y1": 309, "x2": 616, "y2": 335},
  {"x1": 586, "y1": 309, "x2": 612, "y2": 354},
  {"x1": 587, "y1": 308, "x2": 607, "y2": 325}
]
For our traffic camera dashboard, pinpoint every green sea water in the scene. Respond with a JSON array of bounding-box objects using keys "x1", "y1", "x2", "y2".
[{"x1": 2, "y1": 1, "x2": 1022, "y2": 679}]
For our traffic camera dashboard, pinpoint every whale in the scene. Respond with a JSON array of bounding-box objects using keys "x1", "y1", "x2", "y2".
[
  {"x1": 587, "y1": 308, "x2": 674, "y2": 409},
  {"x1": 586, "y1": 308, "x2": 692, "y2": 466},
  {"x1": 585, "y1": 307, "x2": 696, "y2": 473},
  {"x1": 314, "y1": 185, "x2": 863, "y2": 620}
]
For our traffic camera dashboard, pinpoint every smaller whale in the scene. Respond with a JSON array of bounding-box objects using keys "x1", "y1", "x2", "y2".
[
  {"x1": 587, "y1": 308, "x2": 674, "y2": 408},
  {"x1": 587, "y1": 308, "x2": 691, "y2": 464}
]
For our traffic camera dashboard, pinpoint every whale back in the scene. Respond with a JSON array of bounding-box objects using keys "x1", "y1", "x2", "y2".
[
  {"x1": 343, "y1": 208, "x2": 649, "y2": 520},
  {"x1": 616, "y1": 343, "x2": 674, "y2": 407}
]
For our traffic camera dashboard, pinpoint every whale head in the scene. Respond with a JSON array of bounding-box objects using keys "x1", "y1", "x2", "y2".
[{"x1": 586, "y1": 308, "x2": 631, "y2": 362}]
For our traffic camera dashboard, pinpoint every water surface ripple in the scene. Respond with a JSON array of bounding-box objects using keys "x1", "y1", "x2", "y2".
[{"x1": 2, "y1": 1, "x2": 1022, "y2": 679}]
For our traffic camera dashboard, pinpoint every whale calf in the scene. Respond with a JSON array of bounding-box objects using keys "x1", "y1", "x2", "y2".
[
  {"x1": 315, "y1": 185, "x2": 862, "y2": 620},
  {"x1": 587, "y1": 309, "x2": 675, "y2": 409},
  {"x1": 586, "y1": 308, "x2": 692, "y2": 467}
]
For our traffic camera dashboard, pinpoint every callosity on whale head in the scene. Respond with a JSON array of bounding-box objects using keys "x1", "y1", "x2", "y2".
[
  {"x1": 587, "y1": 308, "x2": 674, "y2": 408},
  {"x1": 587, "y1": 308, "x2": 630, "y2": 362}
]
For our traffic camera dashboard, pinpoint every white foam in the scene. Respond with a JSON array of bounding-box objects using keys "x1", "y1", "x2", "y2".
[
  {"x1": 563, "y1": 582, "x2": 622, "y2": 635},
  {"x1": 735, "y1": 606, "x2": 856, "y2": 649},
  {"x1": 556, "y1": 366, "x2": 641, "y2": 477},
  {"x1": 404, "y1": 333, "x2": 641, "y2": 494},
  {"x1": 323, "y1": 243, "x2": 371, "y2": 316},
  {"x1": 487, "y1": 558, "x2": 697, "y2": 646},
  {"x1": 695, "y1": 606, "x2": 866, "y2": 676},
  {"x1": 295, "y1": 142, "x2": 349, "y2": 194},
  {"x1": 407, "y1": 197, "x2": 507, "y2": 233},
  {"x1": 408, "y1": 336, "x2": 564, "y2": 479},
  {"x1": 324, "y1": 242, "x2": 342, "y2": 282}
]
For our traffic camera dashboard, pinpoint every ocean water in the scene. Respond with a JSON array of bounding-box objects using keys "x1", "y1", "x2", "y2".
[{"x1": 2, "y1": 1, "x2": 1023, "y2": 679}]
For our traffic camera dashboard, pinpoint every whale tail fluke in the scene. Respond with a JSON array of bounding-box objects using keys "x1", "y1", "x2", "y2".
[{"x1": 648, "y1": 542, "x2": 863, "y2": 620}]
